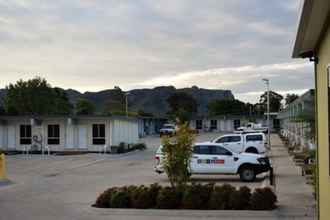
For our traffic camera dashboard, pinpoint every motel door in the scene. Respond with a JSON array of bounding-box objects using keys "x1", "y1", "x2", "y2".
[
  {"x1": 7, "y1": 125, "x2": 16, "y2": 149},
  {"x1": 78, "y1": 126, "x2": 87, "y2": 149}
]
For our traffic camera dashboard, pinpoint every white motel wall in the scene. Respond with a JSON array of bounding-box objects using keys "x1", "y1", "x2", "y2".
[
  {"x1": 189, "y1": 115, "x2": 278, "y2": 133},
  {"x1": 0, "y1": 115, "x2": 139, "y2": 152}
]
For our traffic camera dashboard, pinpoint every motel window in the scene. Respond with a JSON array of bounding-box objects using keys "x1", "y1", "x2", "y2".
[
  {"x1": 92, "y1": 124, "x2": 105, "y2": 145},
  {"x1": 20, "y1": 125, "x2": 31, "y2": 145},
  {"x1": 196, "y1": 120, "x2": 202, "y2": 130},
  {"x1": 210, "y1": 120, "x2": 217, "y2": 130},
  {"x1": 233, "y1": 119, "x2": 241, "y2": 129},
  {"x1": 48, "y1": 125, "x2": 60, "y2": 145}
]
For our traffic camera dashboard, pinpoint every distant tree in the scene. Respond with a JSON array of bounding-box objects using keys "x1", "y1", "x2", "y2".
[
  {"x1": 103, "y1": 86, "x2": 125, "y2": 114},
  {"x1": 208, "y1": 99, "x2": 249, "y2": 116},
  {"x1": 259, "y1": 91, "x2": 283, "y2": 113},
  {"x1": 53, "y1": 87, "x2": 73, "y2": 115},
  {"x1": 75, "y1": 98, "x2": 95, "y2": 115},
  {"x1": 167, "y1": 92, "x2": 197, "y2": 122},
  {"x1": 285, "y1": 93, "x2": 299, "y2": 105},
  {"x1": 4, "y1": 77, "x2": 72, "y2": 115}
]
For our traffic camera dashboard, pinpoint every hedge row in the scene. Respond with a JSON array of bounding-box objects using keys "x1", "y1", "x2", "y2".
[{"x1": 93, "y1": 183, "x2": 277, "y2": 210}]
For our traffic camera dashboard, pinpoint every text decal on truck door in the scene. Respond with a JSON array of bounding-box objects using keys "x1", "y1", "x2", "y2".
[{"x1": 197, "y1": 159, "x2": 225, "y2": 164}]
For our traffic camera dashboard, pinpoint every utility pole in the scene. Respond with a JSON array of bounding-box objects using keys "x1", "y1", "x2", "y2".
[
  {"x1": 125, "y1": 92, "x2": 130, "y2": 117},
  {"x1": 262, "y1": 78, "x2": 271, "y2": 149}
]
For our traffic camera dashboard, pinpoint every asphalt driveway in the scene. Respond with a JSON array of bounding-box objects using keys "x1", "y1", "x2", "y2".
[{"x1": 0, "y1": 133, "x2": 316, "y2": 220}]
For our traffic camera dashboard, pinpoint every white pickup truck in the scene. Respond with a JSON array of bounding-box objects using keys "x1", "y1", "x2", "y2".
[
  {"x1": 211, "y1": 133, "x2": 266, "y2": 154},
  {"x1": 155, "y1": 142, "x2": 272, "y2": 182},
  {"x1": 159, "y1": 124, "x2": 176, "y2": 137},
  {"x1": 236, "y1": 123, "x2": 268, "y2": 134}
]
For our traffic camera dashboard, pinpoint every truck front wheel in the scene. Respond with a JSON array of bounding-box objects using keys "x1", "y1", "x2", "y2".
[{"x1": 239, "y1": 166, "x2": 256, "y2": 182}]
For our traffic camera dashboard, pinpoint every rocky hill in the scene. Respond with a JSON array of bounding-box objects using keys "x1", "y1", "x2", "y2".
[{"x1": 0, "y1": 86, "x2": 234, "y2": 116}]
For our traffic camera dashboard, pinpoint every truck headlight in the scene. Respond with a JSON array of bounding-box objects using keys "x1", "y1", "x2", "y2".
[{"x1": 257, "y1": 157, "x2": 269, "y2": 165}]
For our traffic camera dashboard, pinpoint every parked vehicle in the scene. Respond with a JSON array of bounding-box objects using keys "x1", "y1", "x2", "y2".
[
  {"x1": 159, "y1": 123, "x2": 176, "y2": 136},
  {"x1": 236, "y1": 123, "x2": 268, "y2": 134},
  {"x1": 211, "y1": 133, "x2": 267, "y2": 154},
  {"x1": 155, "y1": 142, "x2": 272, "y2": 182}
]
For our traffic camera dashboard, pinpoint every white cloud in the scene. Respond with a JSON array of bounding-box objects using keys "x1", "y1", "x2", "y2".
[
  {"x1": 236, "y1": 88, "x2": 311, "y2": 103},
  {"x1": 133, "y1": 61, "x2": 311, "y2": 89},
  {"x1": 0, "y1": 1, "x2": 312, "y2": 103}
]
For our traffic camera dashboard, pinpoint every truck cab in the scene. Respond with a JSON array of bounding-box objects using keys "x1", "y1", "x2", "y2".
[{"x1": 159, "y1": 123, "x2": 176, "y2": 136}]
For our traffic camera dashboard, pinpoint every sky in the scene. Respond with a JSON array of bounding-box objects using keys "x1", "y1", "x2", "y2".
[{"x1": 0, "y1": 0, "x2": 314, "y2": 103}]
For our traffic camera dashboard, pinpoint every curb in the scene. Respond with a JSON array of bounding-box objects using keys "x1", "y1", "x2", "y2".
[{"x1": 88, "y1": 207, "x2": 315, "y2": 218}]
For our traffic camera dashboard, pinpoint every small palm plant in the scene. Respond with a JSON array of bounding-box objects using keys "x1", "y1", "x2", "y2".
[{"x1": 161, "y1": 122, "x2": 195, "y2": 189}]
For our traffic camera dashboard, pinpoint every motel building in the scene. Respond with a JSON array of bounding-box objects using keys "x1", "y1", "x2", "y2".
[
  {"x1": 0, "y1": 115, "x2": 139, "y2": 152},
  {"x1": 292, "y1": 0, "x2": 330, "y2": 219}
]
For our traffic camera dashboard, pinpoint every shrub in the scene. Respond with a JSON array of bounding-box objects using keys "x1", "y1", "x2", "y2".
[
  {"x1": 110, "y1": 190, "x2": 130, "y2": 208},
  {"x1": 118, "y1": 142, "x2": 127, "y2": 153},
  {"x1": 229, "y1": 186, "x2": 251, "y2": 210},
  {"x1": 156, "y1": 186, "x2": 181, "y2": 209},
  {"x1": 208, "y1": 184, "x2": 236, "y2": 209},
  {"x1": 161, "y1": 123, "x2": 195, "y2": 188},
  {"x1": 148, "y1": 183, "x2": 162, "y2": 207},
  {"x1": 250, "y1": 187, "x2": 277, "y2": 210},
  {"x1": 130, "y1": 185, "x2": 155, "y2": 209},
  {"x1": 133, "y1": 143, "x2": 147, "y2": 151},
  {"x1": 94, "y1": 187, "x2": 117, "y2": 208},
  {"x1": 94, "y1": 184, "x2": 277, "y2": 210},
  {"x1": 182, "y1": 183, "x2": 213, "y2": 209}
]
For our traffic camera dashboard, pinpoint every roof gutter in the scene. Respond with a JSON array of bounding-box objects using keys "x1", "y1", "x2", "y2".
[{"x1": 292, "y1": 0, "x2": 314, "y2": 58}]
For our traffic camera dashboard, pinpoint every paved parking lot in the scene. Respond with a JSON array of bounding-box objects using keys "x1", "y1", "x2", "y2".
[
  {"x1": 4, "y1": 132, "x2": 265, "y2": 189},
  {"x1": 0, "y1": 133, "x2": 316, "y2": 220}
]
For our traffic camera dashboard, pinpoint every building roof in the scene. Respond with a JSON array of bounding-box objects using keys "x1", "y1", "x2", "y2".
[
  {"x1": 292, "y1": 0, "x2": 330, "y2": 58},
  {"x1": 0, "y1": 114, "x2": 139, "y2": 122}
]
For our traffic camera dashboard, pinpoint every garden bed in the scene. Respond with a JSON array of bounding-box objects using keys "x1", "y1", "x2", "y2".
[{"x1": 93, "y1": 183, "x2": 277, "y2": 210}]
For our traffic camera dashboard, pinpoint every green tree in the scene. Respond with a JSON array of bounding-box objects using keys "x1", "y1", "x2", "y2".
[
  {"x1": 75, "y1": 98, "x2": 95, "y2": 115},
  {"x1": 103, "y1": 86, "x2": 125, "y2": 114},
  {"x1": 208, "y1": 99, "x2": 249, "y2": 116},
  {"x1": 53, "y1": 88, "x2": 73, "y2": 115},
  {"x1": 285, "y1": 93, "x2": 299, "y2": 105},
  {"x1": 259, "y1": 91, "x2": 283, "y2": 113},
  {"x1": 167, "y1": 92, "x2": 197, "y2": 123},
  {"x1": 161, "y1": 123, "x2": 195, "y2": 189},
  {"x1": 4, "y1": 77, "x2": 72, "y2": 115}
]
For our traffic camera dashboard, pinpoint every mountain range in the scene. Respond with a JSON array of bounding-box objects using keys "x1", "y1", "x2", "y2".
[{"x1": 0, "y1": 86, "x2": 234, "y2": 116}]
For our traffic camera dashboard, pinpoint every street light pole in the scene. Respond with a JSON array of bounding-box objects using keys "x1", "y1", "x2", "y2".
[
  {"x1": 262, "y1": 78, "x2": 271, "y2": 149},
  {"x1": 125, "y1": 92, "x2": 130, "y2": 117}
]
